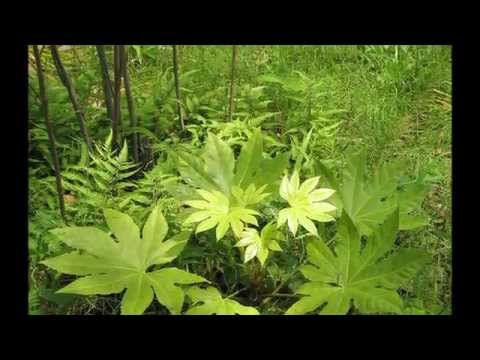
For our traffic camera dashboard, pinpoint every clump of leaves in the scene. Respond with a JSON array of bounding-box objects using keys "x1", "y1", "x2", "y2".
[
  {"x1": 278, "y1": 171, "x2": 336, "y2": 236},
  {"x1": 41, "y1": 206, "x2": 208, "y2": 315},
  {"x1": 179, "y1": 130, "x2": 288, "y2": 241},
  {"x1": 316, "y1": 150, "x2": 430, "y2": 236},
  {"x1": 286, "y1": 209, "x2": 429, "y2": 315},
  {"x1": 185, "y1": 286, "x2": 259, "y2": 315},
  {"x1": 183, "y1": 189, "x2": 262, "y2": 241},
  {"x1": 177, "y1": 129, "x2": 289, "y2": 197},
  {"x1": 61, "y1": 132, "x2": 140, "y2": 213},
  {"x1": 235, "y1": 222, "x2": 284, "y2": 266}
]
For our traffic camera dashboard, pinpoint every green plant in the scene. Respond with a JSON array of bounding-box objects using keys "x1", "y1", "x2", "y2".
[
  {"x1": 29, "y1": 45, "x2": 450, "y2": 316},
  {"x1": 278, "y1": 170, "x2": 336, "y2": 236},
  {"x1": 286, "y1": 209, "x2": 429, "y2": 314},
  {"x1": 40, "y1": 205, "x2": 208, "y2": 315},
  {"x1": 185, "y1": 286, "x2": 259, "y2": 315},
  {"x1": 61, "y1": 132, "x2": 140, "y2": 218},
  {"x1": 316, "y1": 151, "x2": 429, "y2": 236},
  {"x1": 235, "y1": 222, "x2": 284, "y2": 266},
  {"x1": 183, "y1": 188, "x2": 264, "y2": 241}
]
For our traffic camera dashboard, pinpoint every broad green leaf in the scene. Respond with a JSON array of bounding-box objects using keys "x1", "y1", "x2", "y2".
[
  {"x1": 57, "y1": 272, "x2": 133, "y2": 295},
  {"x1": 234, "y1": 129, "x2": 263, "y2": 187},
  {"x1": 141, "y1": 204, "x2": 168, "y2": 266},
  {"x1": 287, "y1": 209, "x2": 429, "y2": 315},
  {"x1": 148, "y1": 268, "x2": 207, "y2": 314},
  {"x1": 40, "y1": 252, "x2": 135, "y2": 275},
  {"x1": 235, "y1": 224, "x2": 283, "y2": 266},
  {"x1": 185, "y1": 287, "x2": 259, "y2": 315},
  {"x1": 121, "y1": 273, "x2": 154, "y2": 315},
  {"x1": 103, "y1": 208, "x2": 141, "y2": 266},
  {"x1": 177, "y1": 151, "x2": 221, "y2": 192},
  {"x1": 323, "y1": 151, "x2": 429, "y2": 236},
  {"x1": 252, "y1": 152, "x2": 290, "y2": 193},
  {"x1": 42, "y1": 207, "x2": 207, "y2": 315},
  {"x1": 277, "y1": 170, "x2": 336, "y2": 236},
  {"x1": 50, "y1": 227, "x2": 120, "y2": 259},
  {"x1": 183, "y1": 188, "x2": 261, "y2": 241},
  {"x1": 335, "y1": 211, "x2": 361, "y2": 283},
  {"x1": 349, "y1": 286, "x2": 403, "y2": 314},
  {"x1": 203, "y1": 133, "x2": 235, "y2": 195}
]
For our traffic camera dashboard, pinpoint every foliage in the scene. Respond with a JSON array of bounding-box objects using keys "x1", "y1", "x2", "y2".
[
  {"x1": 278, "y1": 171, "x2": 336, "y2": 236},
  {"x1": 316, "y1": 150, "x2": 430, "y2": 236},
  {"x1": 61, "y1": 132, "x2": 140, "y2": 219},
  {"x1": 235, "y1": 222, "x2": 284, "y2": 266},
  {"x1": 40, "y1": 205, "x2": 207, "y2": 314},
  {"x1": 286, "y1": 210, "x2": 429, "y2": 314},
  {"x1": 185, "y1": 286, "x2": 259, "y2": 315},
  {"x1": 29, "y1": 45, "x2": 450, "y2": 315}
]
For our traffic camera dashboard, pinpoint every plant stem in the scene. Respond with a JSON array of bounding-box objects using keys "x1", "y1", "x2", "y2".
[
  {"x1": 172, "y1": 45, "x2": 184, "y2": 131},
  {"x1": 50, "y1": 45, "x2": 93, "y2": 152},
  {"x1": 226, "y1": 287, "x2": 248, "y2": 299},
  {"x1": 32, "y1": 45, "x2": 67, "y2": 223},
  {"x1": 228, "y1": 45, "x2": 238, "y2": 121},
  {"x1": 121, "y1": 45, "x2": 140, "y2": 162},
  {"x1": 112, "y1": 45, "x2": 123, "y2": 150},
  {"x1": 95, "y1": 45, "x2": 114, "y2": 122},
  {"x1": 261, "y1": 270, "x2": 297, "y2": 305}
]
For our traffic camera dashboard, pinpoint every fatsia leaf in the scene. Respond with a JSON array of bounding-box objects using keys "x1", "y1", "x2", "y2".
[
  {"x1": 41, "y1": 207, "x2": 207, "y2": 315},
  {"x1": 287, "y1": 209, "x2": 429, "y2": 315},
  {"x1": 277, "y1": 171, "x2": 336, "y2": 236},
  {"x1": 235, "y1": 222, "x2": 284, "y2": 266},
  {"x1": 321, "y1": 151, "x2": 429, "y2": 236},
  {"x1": 121, "y1": 273, "x2": 154, "y2": 315},
  {"x1": 185, "y1": 287, "x2": 259, "y2": 315},
  {"x1": 233, "y1": 128, "x2": 263, "y2": 187},
  {"x1": 148, "y1": 268, "x2": 208, "y2": 314},
  {"x1": 49, "y1": 227, "x2": 120, "y2": 259},
  {"x1": 40, "y1": 252, "x2": 135, "y2": 275},
  {"x1": 202, "y1": 133, "x2": 235, "y2": 195},
  {"x1": 251, "y1": 152, "x2": 290, "y2": 194},
  {"x1": 57, "y1": 272, "x2": 134, "y2": 295},
  {"x1": 177, "y1": 151, "x2": 221, "y2": 193},
  {"x1": 103, "y1": 208, "x2": 141, "y2": 267},
  {"x1": 183, "y1": 188, "x2": 261, "y2": 241},
  {"x1": 141, "y1": 204, "x2": 168, "y2": 266}
]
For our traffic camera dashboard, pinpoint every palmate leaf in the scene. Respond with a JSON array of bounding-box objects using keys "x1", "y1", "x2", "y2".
[
  {"x1": 234, "y1": 222, "x2": 284, "y2": 266},
  {"x1": 183, "y1": 189, "x2": 260, "y2": 241},
  {"x1": 178, "y1": 130, "x2": 289, "y2": 200},
  {"x1": 233, "y1": 128, "x2": 264, "y2": 188},
  {"x1": 41, "y1": 205, "x2": 207, "y2": 315},
  {"x1": 185, "y1": 287, "x2": 259, "y2": 315},
  {"x1": 203, "y1": 133, "x2": 235, "y2": 195},
  {"x1": 286, "y1": 209, "x2": 429, "y2": 315},
  {"x1": 277, "y1": 171, "x2": 336, "y2": 236},
  {"x1": 316, "y1": 151, "x2": 429, "y2": 236}
]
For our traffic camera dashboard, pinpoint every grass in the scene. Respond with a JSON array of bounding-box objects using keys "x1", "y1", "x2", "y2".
[{"x1": 29, "y1": 45, "x2": 451, "y2": 314}]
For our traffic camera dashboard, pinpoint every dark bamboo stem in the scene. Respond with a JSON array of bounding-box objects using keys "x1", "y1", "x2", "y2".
[
  {"x1": 172, "y1": 45, "x2": 184, "y2": 131},
  {"x1": 50, "y1": 45, "x2": 93, "y2": 152},
  {"x1": 121, "y1": 46, "x2": 139, "y2": 162},
  {"x1": 112, "y1": 45, "x2": 123, "y2": 150},
  {"x1": 95, "y1": 45, "x2": 114, "y2": 122},
  {"x1": 32, "y1": 45, "x2": 67, "y2": 223},
  {"x1": 228, "y1": 45, "x2": 238, "y2": 122}
]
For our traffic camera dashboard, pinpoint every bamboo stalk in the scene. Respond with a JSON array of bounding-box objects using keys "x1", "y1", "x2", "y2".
[
  {"x1": 228, "y1": 45, "x2": 238, "y2": 122},
  {"x1": 172, "y1": 45, "x2": 184, "y2": 131},
  {"x1": 121, "y1": 45, "x2": 139, "y2": 162},
  {"x1": 32, "y1": 45, "x2": 67, "y2": 223},
  {"x1": 50, "y1": 45, "x2": 93, "y2": 152},
  {"x1": 95, "y1": 45, "x2": 114, "y2": 122},
  {"x1": 112, "y1": 45, "x2": 123, "y2": 150}
]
